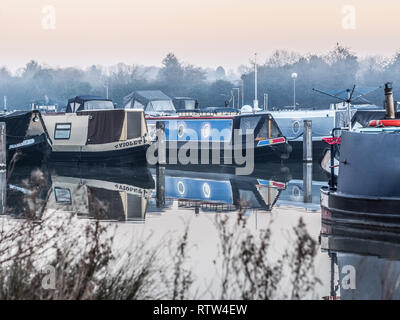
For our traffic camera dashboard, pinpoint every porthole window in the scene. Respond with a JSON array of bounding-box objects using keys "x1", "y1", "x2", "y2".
[
  {"x1": 177, "y1": 181, "x2": 185, "y2": 195},
  {"x1": 291, "y1": 120, "x2": 301, "y2": 135},
  {"x1": 178, "y1": 123, "x2": 185, "y2": 138},
  {"x1": 201, "y1": 123, "x2": 211, "y2": 139},
  {"x1": 202, "y1": 183, "x2": 211, "y2": 198}
]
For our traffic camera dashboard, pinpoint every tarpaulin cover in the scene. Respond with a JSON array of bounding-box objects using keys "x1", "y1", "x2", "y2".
[
  {"x1": 66, "y1": 96, "x2": 112, "y2": 113},
  {"x1": 123, "y1": 90, "x2": 172, "y2": 106},
  {"x1": 88, "y1": 187, "x2": 125, "y2": 220},
  {"x1": 338, "y1": 131, "x2": 400, "y2": 197},
  {"x1": 126, "y1": 111, "x2": 142, "y2": 139},
  {"x1": 0, "y1": 111, "x2": 33, "y2": 145},
  {"x1": 79, "y1": 110, "x2": 125, "y2": 144}
]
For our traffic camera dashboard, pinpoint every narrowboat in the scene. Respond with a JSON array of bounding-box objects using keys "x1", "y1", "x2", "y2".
[
  {"x1": 321, "y1": 83, "x2": 400, "y2": 228},
  {"x1": 43, "y1": 95, "x2": 151, "y2": 166},
  {"x1": 123, "y1": 90, "x2": 292, "y2": 165},
  {"x1": 0, "y1": 110, "x2": 50, "y2": 165}
]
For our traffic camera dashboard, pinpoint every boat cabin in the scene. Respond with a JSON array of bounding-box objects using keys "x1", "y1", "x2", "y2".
[
  {"x1": 66, "y1": 95, "x2": 114, "y2": 113},
  {"x1": 123, "y1": 90, "x2": 175, "y2": 114},
  {"x1": 172, "y1": 97, "x2": 199, "y2": 112}
]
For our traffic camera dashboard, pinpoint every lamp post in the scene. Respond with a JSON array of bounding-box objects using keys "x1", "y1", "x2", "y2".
[
  {"x1": 291, "y1": 72, "x2": 297, "y2": 109},
  {"x1": 232, "y1": 88, "x2": 240, "y2": 108},
  {"x1": 254, "y1": 53, "x2": 259, "y2": 109}
]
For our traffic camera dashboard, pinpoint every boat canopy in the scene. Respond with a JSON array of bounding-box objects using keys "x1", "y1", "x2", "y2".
[
  {"x1": 66, "y1": 95, "x2": 114, "y2": 113},
  {"x1": 172, "y1": 97, "x2": 198, "y2": 112},
  {"x1": 123, "y1": 90, "x2": 176, "y2": 113},
  {"x1": 351, "y1": 110, "x2": 400, "y2": 128}
]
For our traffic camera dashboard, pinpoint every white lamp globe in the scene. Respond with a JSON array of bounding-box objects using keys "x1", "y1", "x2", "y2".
[{"x1": 291, "y1": 72, "x2": 298, "y2": 79}]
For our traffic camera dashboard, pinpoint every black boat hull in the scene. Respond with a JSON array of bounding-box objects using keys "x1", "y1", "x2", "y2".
[
  {"x1": 48, "y1": 144, "x2": 149, "y2": 166},
  {"x1": 321, "y1": 186, "x2": 400, "y2": 231}
]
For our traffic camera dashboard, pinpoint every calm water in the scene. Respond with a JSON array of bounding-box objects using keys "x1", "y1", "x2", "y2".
[{"x1": 1, "y1": 161, "x2": 399, "y2": 299}]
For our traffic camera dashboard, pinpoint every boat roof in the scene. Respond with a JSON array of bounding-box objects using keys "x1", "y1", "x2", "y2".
[
  {"x1": 68, "y1": 95, "x2": 112, "y2": 104},
  {"x1": 123, "y1": 90, "x2": 172, "y2": 105}
]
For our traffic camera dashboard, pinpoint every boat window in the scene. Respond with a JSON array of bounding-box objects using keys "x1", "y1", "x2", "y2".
[
  {"x1": 133, "y1": 101, "x2": 145, "y2": 109},
  {"x1": 148, "y1": 100, "x2": 176, "y2": 113},
  {"x1": 83, "y1": 100, "x2": 114, "y2": 110},
  {"x1": 239, "y1": 116, "x2": 261, "y2": 135},
  {"x1": 183, "y1": 100, "x2": 196, "y2": 110},
  {"x1": 55, "y1": 187, "x2": 72, "y2": 204},
  {"x1": 54, "y1": 123, "x2": 71, "y2": 139}
]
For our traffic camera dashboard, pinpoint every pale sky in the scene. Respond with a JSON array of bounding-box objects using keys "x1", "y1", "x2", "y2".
[{"x1": 0, "y1": 0, "x2": 399, "y2": 71}]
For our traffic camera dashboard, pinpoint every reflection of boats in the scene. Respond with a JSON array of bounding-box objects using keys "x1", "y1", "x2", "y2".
[
  {"x1": 45, "y1": 95, "x2": 151, "y2": 165},
  {"x1": 149, "y1": 166, "x2": 289, "y2": 214},
  {"x1": 123, "y1": 90, "x2": 292, "y2": 162},
  {"x1": 277, "y1": 179, "x2": 325, "y2": 211},
  {"x1": 6, "y1": 165, "x2": 154, "y2": 223},
  {"x1": 320, "y1": 221, "x2": 400, "y2": 299}
]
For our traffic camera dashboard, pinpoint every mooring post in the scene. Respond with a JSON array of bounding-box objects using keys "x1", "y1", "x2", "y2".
[
  {"x1": 303, "y1": 162, "x2": 313, "y2": 203},
  {"x1": 303, "y1": 120, "x2": 312, "y2": 162},
  {"x1": 0, "y1": 122, "x2": 5, "y2": 168},
  {"x1": 156, "y1": 165, "x2": 165, "y2": 208},
  {"x1": 0, "y1": 122, "x2": 6, "y2": 216},
  {"x1": 156, "y1": 121, "x2": 166, "y2": 165}
]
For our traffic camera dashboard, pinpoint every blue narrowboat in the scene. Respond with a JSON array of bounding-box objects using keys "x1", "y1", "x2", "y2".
[{"x1": 123, "y1": 90, "x2": 292, "y2": 164}]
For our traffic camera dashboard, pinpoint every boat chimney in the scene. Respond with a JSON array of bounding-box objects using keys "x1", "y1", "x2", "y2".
[{"x1": 384, "y1": 82, "x2": 395, "y2": 119}]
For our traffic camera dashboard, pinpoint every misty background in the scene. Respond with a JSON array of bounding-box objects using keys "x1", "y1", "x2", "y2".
[{"x1": 1, "y1": 44, "x2": 399, "y2": 111}]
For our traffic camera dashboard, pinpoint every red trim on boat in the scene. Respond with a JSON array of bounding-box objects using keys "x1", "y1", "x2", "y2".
[
  {"x1": 322, "y1": 137, "x2": 341, "y2": 145},
  {"x1": 271, "y1": 137, "x2": 286, "y2": 144},
  {"x1": 146, "y1": 116, "x2": 234, "y2": 120}
]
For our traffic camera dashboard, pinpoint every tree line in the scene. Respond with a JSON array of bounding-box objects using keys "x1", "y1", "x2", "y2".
[{"x1": 0, "y1": 44, "x2": 399, "y2": 111}]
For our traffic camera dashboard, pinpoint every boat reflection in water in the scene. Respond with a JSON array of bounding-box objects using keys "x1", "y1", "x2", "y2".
[
  {"x1": 2, "y1": 162, "x2": 300, "y2": 222},
  {"x1": 5, "y1": 165, "x2": 154, "y2": 223},
  {"x1": 320, "y1": 219, "x2": 400, "y2": 300},
  {"x1": 148, "y1": 164, "x2": 291, "y2": 215}
]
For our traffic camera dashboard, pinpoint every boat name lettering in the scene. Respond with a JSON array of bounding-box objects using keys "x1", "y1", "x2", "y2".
[{"x1": 114, "y1": 139, "x2": 143, "y2": 149}]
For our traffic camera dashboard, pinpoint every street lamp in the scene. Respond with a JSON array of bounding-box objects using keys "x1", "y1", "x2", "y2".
[
  {"x1": 291, "y1": 72, "x2": 297, "y2": 109},
  {"x1": 232, "y1": 88, "x2": 240, "y2": 108},
  {"x1": 254, "y1": 53, "x2": 259, "y2": 109}
]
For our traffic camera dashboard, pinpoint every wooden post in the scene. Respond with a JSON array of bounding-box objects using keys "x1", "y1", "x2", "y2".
[
  {"x1": 156, "y1": 121, "x2": 166, "y2": 165},
  {"x1": 303, "y1": 120, "x2": 312, "y2": 162},
  {"x1": 0, "y1": 122, "x2": 6, "y2": 167},
  {"x1": 156, "y1": 165, "x2": 165, "y2": 208}
]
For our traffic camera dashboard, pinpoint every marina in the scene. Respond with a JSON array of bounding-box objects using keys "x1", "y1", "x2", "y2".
[{"x1": 0, "y1": 0, "x2": 399, "y2": 303}]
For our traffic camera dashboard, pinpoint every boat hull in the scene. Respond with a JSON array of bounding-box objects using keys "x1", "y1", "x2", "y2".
[
  {"x1": 146, "y1": 112, "x2": 292, "y2": 164},
  {"x1": 48, "y1": 144, "x2": 149, "y2": 166},
  {"x1": 321, "y1": 186, "x2": 400, "y2": 231}
]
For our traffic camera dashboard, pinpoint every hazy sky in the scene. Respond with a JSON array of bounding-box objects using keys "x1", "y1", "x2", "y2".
[{"x1": 0, "y1": 0, "x2": 399, "y2": 71}]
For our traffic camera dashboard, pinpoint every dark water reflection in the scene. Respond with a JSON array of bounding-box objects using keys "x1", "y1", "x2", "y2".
[
  {"x1": 1, "y1": 161, "x2": 399, "y2": 299},
  {"x1": 2, "y1": 162, "x2": 326, "y2": 221}
]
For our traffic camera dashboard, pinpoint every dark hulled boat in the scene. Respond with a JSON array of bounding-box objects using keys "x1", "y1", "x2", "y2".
[
  {"x1": 321, "y1": 83, "x2": 400, "y2": 229},
  {"x1": 0, "y1": 110, "x2": 50, "y2": 165},
  {"x1": 43, "y1": 96, "x2": 151, "y2": 166},
  {"x1": 123, "y1": 90, "x2": 292, "y2": 164}
]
